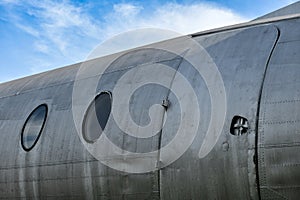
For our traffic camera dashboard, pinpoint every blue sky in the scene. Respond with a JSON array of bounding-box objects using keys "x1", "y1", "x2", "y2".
[{"x1": 0, "y1": 0, "x2": 298, "y2": 83}]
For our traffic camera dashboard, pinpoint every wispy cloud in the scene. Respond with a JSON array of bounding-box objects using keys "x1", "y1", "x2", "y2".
[
  {"x1": 26, "y1": 1, "x2": 101, "y2": 55},
  {"x1": 113, "y1": 3, "x2": 143, "y2": 17},
  {"x1": 0, "y1": 1, "x2": 249, "y2": 82},
  {"x1": 15, "y1": 23, "x2": 40, "y2": 37},
  {"x1": 107, "y1": 2, "x2": 247, "y2": 34}
]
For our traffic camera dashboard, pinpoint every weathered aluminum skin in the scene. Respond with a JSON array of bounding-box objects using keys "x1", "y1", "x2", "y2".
[
  {"x1": 258, "y1": 18, "x2": 300, "y2": 200},
  {"x1": 159, "y1": 25, "x2": 278, "y2": 200},
  {"x1": 0, "y1": 9, "x2": 300, "y2": 200}
]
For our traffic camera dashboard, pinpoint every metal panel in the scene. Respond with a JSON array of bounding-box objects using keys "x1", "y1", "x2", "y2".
[
  {"x1": 258, "y1": 18, "x2": 300, "y2": 200},
  {"x1": 0, "y1": 48, "x2": 182, "y2": 199},
  {"x1": 81, "y1": 49, "x2": 182, "y2": 199},
  {"x1": 160, "y1": 25, "x2": 279, "y2": 199}
]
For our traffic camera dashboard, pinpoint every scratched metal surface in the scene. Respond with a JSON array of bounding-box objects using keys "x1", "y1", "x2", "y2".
[
  {"x1": 0, "y1": 49, "x2": 179, "y2": 199},
  {"x1": 258, "y1": 18, "x2": 300, "y2": 200},
  {"x1": 159, "y1": 25, "x2": 279, "y2": 200},
  {"x1": 0, "y1": 16, "x2": 299, "y2": 200}
]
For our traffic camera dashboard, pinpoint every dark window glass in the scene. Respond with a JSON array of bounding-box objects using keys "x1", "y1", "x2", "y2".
[
  {"x1": 21, "y1": 104, "x2": 48, "y2": 151},
  {"x1": 83, "y1": 92, "x2": 112, "y2": 143}
]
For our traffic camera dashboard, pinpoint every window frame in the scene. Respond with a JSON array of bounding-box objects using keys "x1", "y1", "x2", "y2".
[
  {"x1": 21, "y1": 104, "x2": 48, "y2": 152},
  {"x1": 82, "y1": 91, "x2": 112, "y2": 143}
]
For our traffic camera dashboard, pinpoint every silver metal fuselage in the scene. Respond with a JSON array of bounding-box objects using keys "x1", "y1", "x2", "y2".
[{"x1": 1, "y1": 9, "x2": 300, "y2": 200}]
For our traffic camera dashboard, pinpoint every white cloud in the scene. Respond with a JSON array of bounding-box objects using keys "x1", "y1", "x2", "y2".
[
  {"x1": 15, "y1": 23, "x2": 40, "y2": 37},
  {"x1": 1, "y1": 1, "x2": 249, "y2": 82},
  {"x1": 10, "y1": 1, "x2": 248, "y2": 56},
  {"x1": 87, "y1": 2, "x2": 248, "y2": 58},
  {"x1": 26, "y1": 1, "x2": 101, "y2": 55},
  {"x1": 105, "y1": 2, "x2": 248, "y2": 36},
  {"x1": 113, "y1": 3, "x2": 143, "y2": 17},
  {"x1": 24, "y1": 1, "x2": 247, "y2": 61}
]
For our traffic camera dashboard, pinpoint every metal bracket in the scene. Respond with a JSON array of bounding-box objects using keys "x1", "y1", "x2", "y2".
[{"x1": 162, "y1": 99, "x2": 170, "y2": 110}]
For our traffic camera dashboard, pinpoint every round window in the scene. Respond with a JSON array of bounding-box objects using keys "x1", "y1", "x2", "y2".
[
  {"x1": 21, "y1": 104, "x2": 48, "y2": 151},
  {"x1": 83, "y1": 92, "x2": 112, "y2": 143}
]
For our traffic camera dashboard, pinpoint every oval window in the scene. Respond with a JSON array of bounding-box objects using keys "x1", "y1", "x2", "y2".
[
  {"x1": 21, "y1": 104, "x2": 48, "y2": 151},
  {"x1": 83, "y1": 92, "x2": 112, "y2": 143}
]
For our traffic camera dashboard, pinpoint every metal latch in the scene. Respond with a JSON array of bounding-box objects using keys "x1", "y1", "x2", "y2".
[{"x1": 162, "y1": 99, "x2": 170, "y2": 110}]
